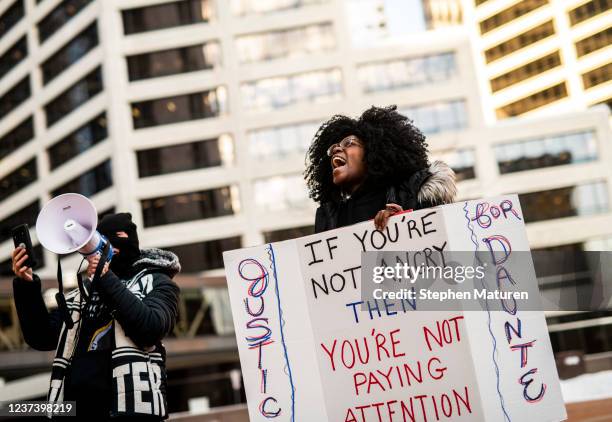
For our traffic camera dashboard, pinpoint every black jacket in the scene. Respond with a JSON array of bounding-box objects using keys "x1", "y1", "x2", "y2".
[
  {"x1": 315, "y1": 160, "x2": 457, "y2": 233},
  {"x1": 13, "y1": 248, "x2": 180, "y2": 419}
]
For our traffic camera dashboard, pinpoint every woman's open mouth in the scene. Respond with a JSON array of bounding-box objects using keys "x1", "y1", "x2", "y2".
[{"x1": 332, "y1": 155, "x2": 347, "y2": 169}]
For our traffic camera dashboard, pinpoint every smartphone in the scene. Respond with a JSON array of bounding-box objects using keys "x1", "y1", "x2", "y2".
[{"x1": 11, "y1": 224, "x2": 37, "y2": 269}]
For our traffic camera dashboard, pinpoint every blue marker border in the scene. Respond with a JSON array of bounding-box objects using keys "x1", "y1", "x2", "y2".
[
  {"x1": 463, "y1": 201, "x2": 512, "y2": 422},
  {"x1": 267, "y1": 244, "x2": 296, "y2": 421}
]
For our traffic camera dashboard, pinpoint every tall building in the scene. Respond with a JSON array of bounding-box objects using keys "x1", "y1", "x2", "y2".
[
  {"x1": 0, "y1": 0, "x2": 611, "y2": 414},
  {"x1": 463, "y1": 0, "x2": 611, "y2": 123},
  {"x1": 0, "y1": 0, "x2": 484, "y2": 283},
  {"x1": 461, "y1": 0, "x2": 612, "y2": 368},
  {"x1": 423, "y1": 0, "x2": 463, "y2": 29},
  {"x1": 0, "y1": 0, "x2": 490, "y2": 410}
]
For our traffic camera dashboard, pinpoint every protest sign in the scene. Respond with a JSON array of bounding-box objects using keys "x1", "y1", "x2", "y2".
[{"x1": 223, "y1": 195, "x2": 567, "y2": 421}]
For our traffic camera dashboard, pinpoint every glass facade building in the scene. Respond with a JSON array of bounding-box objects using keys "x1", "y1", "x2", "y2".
[
  {"x1": 400, "y1": 99, "x2": 468, "y2": 135},
  {"x1": 141, "y1": 186, "x2": 237, "y2": 227},
  {"x1": 230, "y1": 0, "x2": 327, "y2": 15},
  {"x1": 0, "y1": 36, "x2": 27, "y2": 80},
  {"x1": 358, "y1": 52, "x2": 457, "y2": 93},
  {"x1": 47, "y1": 113, "x2": 108, "y2": 169},
  {"x1": 0, "y1": 158, "x2": 37, "y2": 202},
  {"x1": 44, "y1": 67, "x2": 103, "y2": 126},
  {"x1": 41, "y1": 22, "x2": 98, "y2": 84},
  {"x1": 495, "y1": 130, "x2": 598, "y2": 174},
  {"x1": 0, "y1": 76, "x2": 30, "y2": 119},
  {"x1": 241, "y1": 69, "x2": 342, "y2": 111},
  {"x1": 0, "y1": 2, "x2": 611, "y2": 414},
  {"x1": 127, "y1": 42, "x2": 221, "y2": 81},
  {"x1": 122, "y1": 0, "x2": 214, "y2": 34},
  {"x1": 0, "y1": 0, "x2": 24, "y2": 39},
  {"x1": 236, "y1": 23, "x2": 335, "y2": 64},
  {"x1": 38, "y1": 0, "x2": 93, "y2": 43},
  {"x1": 131, "y1": 88, "x2": 227, "y2": 128},
  {"x1": 248, "y1": 121, "x2": 318, "y2": 159},
  {"x1": 470, "y1": 0, "x2": 611, "y2": 118},
  {"x1": 253, "y1": 174, "x2": 310, "y2": 212},
  {"x1": 51, "y1": 160, "x2": 113, "y2": 197},
  {"x1": 137, "y1": 136, "x2": 233, "y2": 177},
  {"x1": 520, "y1": 181, "x2": 608, "y2": 223},
  {"x1": 1, "y1": 0, "x2": 608, "y2": 284},
  {"x1": 0, "y1": 116, "x2": 33, "y2": 160}
]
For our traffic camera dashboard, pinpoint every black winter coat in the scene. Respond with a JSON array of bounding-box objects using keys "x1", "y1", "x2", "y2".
[
  {"x1": 12, "y1": 248, "x2": 180, "y2": 420},
  {"x1": 315, "y1": 160, "x2": 457, "y2": 233}
]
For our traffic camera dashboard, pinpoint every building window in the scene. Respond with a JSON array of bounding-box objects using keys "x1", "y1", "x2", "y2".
[
  {"x1": 41, "y1": 22, "x2": 98, "y2": 85},
  {"x1": 582, "y1": 62, "x2": 611, "y2": 89},
  {"x1": 0, "y1": 158, "x2": 37, "y2": 202},
  {"x1": 52, "y1": 159, "x2": 112, "y2": 197},
  {"x1": 576, "y1": 26, "x2": 612, "y2": 57},
  {"x1": 122, "y1": 0, "x2": 214, "y2": 35},
  {"x1": 532, "y1": 242, "x2": 588, "y2": 281},
  {"x1": 37, "y1": 0, "x2": 93, "y2": 43},
  {"x1": 593, "y1": 97, "x2": 611, "y2": 111},
  {"x1": 47, "y1": 113, "x2": 107, "y2": 170},
  {"x1": 480, "y1": 0, "x2": 548, "y2": 35},
  {"x1": 263, "y1": 225, "x2": 314, "y2": 243},
  {"x1": 569, "y1": 0, "x2": 610, "y2": 26},
  {"x1": 440, "y1": 149, "x2": 476, "y2": 181},
  {"x1": 0, "y1": 201, "x2": 39, "y2": 243},
  {"x1": 531, "y1": 244, "x2": 600, "y2": 330},
  {"x1": 0, "y1": 36, "x2": 27, "y2": 80},
  {"x1": 165, "y1": 237, "x2": 241, "y2": 272},
  {"x1": 248, "y1": 121, "x2": 318, "y2": 160},
  {"x1": 584, "y1": 234, "x2": 612, "y2": 251},
  {"x1": 496, "y1": 82, "x2": 567, "y2": 118},
  {"x1": 490, "y1": 51, "x2": 561, "y2": 92},
  {"x1": 0, "y1": 0, "x2": 24, "y2": 39},
  {"x1": 241, "y1": 69, "x2": 342, "y2": 112},
  {"x1": 253, "y1": 174, "x2": 310, "y2": 212},
  {"x1": 127, "y1": 41, "x2": 221, "y2": 81},
  {"x1": 98, "y1": 207, "x2": 116, "y2": 221},
  {"x1": 231, "y1": 0, "x2": 327, "y2": 15},
  {"x1": 44, "y1": 67, "x2": 103, "y2": 127},
  {"x1": 495, "y1": 130, "x2": 598, "y2": 174},
  {"x1": 136, "y1": 135, "x2": 234, "y2": 178},
  {"x1": 399, "y1": 99, "x2": 468, "y2": 135},
  {"x1": 549, "y1": 316, "x2": 612, "y2": 355},
  {"x1": 0, "y1": 76, "x2": 30, "y2": 119},
  {"x1": 485, "y1": 20, "x2": 555, "y2": 63},
  {"x1": 131, "y1": 87, "x2": 227, "y2": 129},
  {"x1": 358, "y1": 52, "x2": 457, "y2": 93},
  {"x1": 0, "y1": 116, "x2": 33, "y2": 160},
  {"x1": 519, "y1": 181, "x2": 608, "y2": 223},
  {"x1": 141, "y1": 186, "x2": 238, "y2": 227},
  {"x1": 0, "y1": 244, "x2": 44, "y2": 275},
  {"x1": 236, "y1": 23, "x2": 335, "y2": 64}
]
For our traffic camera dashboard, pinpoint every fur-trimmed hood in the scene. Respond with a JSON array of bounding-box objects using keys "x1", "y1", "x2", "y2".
[
  {"x1": 417, "y1": 160, "x2": 457, "y2": 206},
  {"x1": 132, "y1": 248, "x2": 181, "y2": 278}
]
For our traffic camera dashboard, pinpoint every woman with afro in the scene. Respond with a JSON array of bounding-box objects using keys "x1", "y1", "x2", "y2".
[{"x1": 305, "y1": 105, "x2": 457, "y2": 233}]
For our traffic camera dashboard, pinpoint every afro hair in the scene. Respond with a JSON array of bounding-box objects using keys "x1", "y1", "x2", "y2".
[{"x1": 304, "y1": 105, "x2": 430, "y2": 204}]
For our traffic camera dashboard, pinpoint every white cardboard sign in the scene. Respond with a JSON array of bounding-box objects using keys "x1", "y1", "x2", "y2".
[{"x1": 223, "y1": 195, "x2": 567, "y2": 421}]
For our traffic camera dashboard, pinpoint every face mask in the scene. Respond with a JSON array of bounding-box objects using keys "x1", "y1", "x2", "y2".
[{"x1": 97, "y1": 213, "x2": 140, "y2": 277}]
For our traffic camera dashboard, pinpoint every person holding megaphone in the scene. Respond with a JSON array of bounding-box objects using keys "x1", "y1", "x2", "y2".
[{"x1": 12, "y1": 207, "x2": 180, "y2": 420}]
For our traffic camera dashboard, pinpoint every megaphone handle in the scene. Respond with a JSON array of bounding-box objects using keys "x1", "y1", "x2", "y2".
[
  {"x1": 91, "y1": 242, "x2": 111, "y2": 284},
  {"x1": 56, "y1": 257, "x2": 74, "y2": 329}
]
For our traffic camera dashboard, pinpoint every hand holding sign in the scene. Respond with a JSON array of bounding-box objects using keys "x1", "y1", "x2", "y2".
[{"x1": 223, "y1": 195, "x2": 566, "y2": 421}]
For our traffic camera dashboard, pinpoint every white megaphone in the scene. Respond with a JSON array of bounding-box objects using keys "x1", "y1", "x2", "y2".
[{"x1": 36, "y1": 193, "x2": 113, "y2": 259}]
